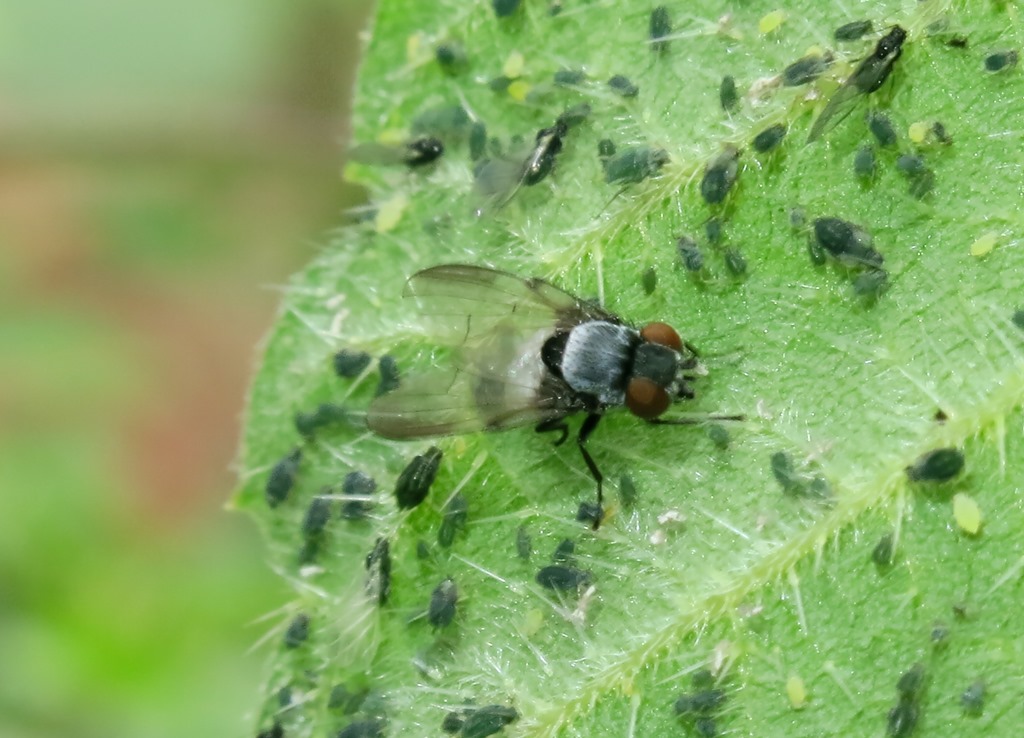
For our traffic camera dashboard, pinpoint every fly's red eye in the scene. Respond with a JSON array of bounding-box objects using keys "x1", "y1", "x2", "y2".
[
  {"x1": 625, "y1": 378, "x2": 671, "y2": 419},
  {"x1": 640, "y1": 322, "x2": 682, "y2": 351}
]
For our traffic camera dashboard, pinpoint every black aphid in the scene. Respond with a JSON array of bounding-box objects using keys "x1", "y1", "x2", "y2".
[
  {"x1": 301, "y1": 495, "x2": 332, "y2": 537},
  {"x1": 704, "y1": 218, "x2": 722, "y2": 244},
  {"x1": 1013, "y1": 308, "x2": 1024, "y2": 330},
  {"x1": 897, "y1": 663, "x2": 926, "y2": 699},
  {"x1": 854, "y1": 145, "x2": 876, "y2": 178},
  {"x1": 516, "y1": 525, "x2": 532, "y2": 560},
  {"x1": 905, "y1": 447, "x2": 964, "y2": 482},
  {"x1": 650, "y1": 6, "x2": 672, "y2": 54},
  {"x1": 329, "y1": 683, "x2": 369, "y2": 713},
  {"x1": 853, "y1": 268, "x2": 889, "y2": 300},
  {"x1": 700, "y1": 146, "x2": 740, "y2": 205},
  {"x1": 752, "y1": 124, "x2": 786, "y2": 152},
  {"x1": 813, "y1": 217, "x2": 883, "y2": 268},
  {"x1": 642, "y1": 266, "x2": 658, "y2": 295},
  {"x1": 723, "y1": 248, "x2": 747, "y2": 276},
  {"x1": 492, "y1": 0, "x2": 522, "y2": 18},
  {"x1": 961, "y1": 680, "x2": 985, "y2": 715},
  {"x1": 337, "y1": 719, "x2": 386, "y2": 738},
  {"x1": 435, "y1": 43, "x2": 467, "y2": 75},
  {"x1": 719, "y1": 75, "x2": 739, "y2": 113},
  {"x1": 552, "y1": 538, "x2": 576, "y2": 564},
  {"x1": 789, "y1": 206, "x2": 806, "y2": 229},
  {"x1": 442, "y1": 711, "x2": 464, "y2": 734},
  {"x1": 469, "y1": 122, "x2": 487, "y2": 162},
  {"x1": 341, "y1": 470, "x2": 377, "y2": 520},
  {"x1": 608, "y1": 74, "x2": 640, "y2": 97},
  {"x1": 706, "y1": 423, "x2": 730, "y2": 449},
  {"x1": 428, "y1": 577, "x2": 458, "y2": 629},
  {"x1": 930, "y1": 621, "x2": 949, "y2": 646},
  {"x1": 932, "y1": 121, "x2": 952, "y2": 144},
  {"x1": 675, "y1": 688, "x2": 727, "y2": 715},
  {"x1": 437, "y1": 491, "x2": 468, "y2": 547},
  {"x1": 522, "y1": 121, "x2": 568, "y2": 186},
  {"x1": 460, "y1": 705, "x2": 519, "y2": 738},
  {"x1": 677, "y1": 236, "x2": 704, "y2": 272},
  {"x1": 266, "y1": 448, "x2": 302, "y2": 508},
  {"x1": 411, "y1": 104, "x2": 470, "y2": 138},
  {"x1": 834, "y1": 20, "x2": 873, "y2": 42},
  {"x1": 619, "y1": 473, "x2": 638, "y2": 507},
  {"x1": 782, "y1": 53, "x2": 833, "y2": 86},
  {"x1": 488, "y1": 76, "x2": 513, "y2": 93},
  {"x1": 808, "y1": 25, "x2": 907, "y2": 142},
  {"x1": 576, "y1": 500, "x2": 604, "y2": 526},
  {"x1": 598, "y1": 138, "x2": 616, "y2": 159},
  {"x1": 694, "y1": 717, "x2": 718, "y2": 737},
  {"x1": 872, "y1": 528, "x2": 897, "y2": 565},
  {"x1": 557, "y1": 103, "x2": 591, "y2": 128},
  {"x1": 887, "y1": 698, "x2": 919, "y2": 737},
  {"x1": 365, "y1": 537, "x2": 391, "y2": 605},
  {"x1": 404, "y1": 137, "x2": 445, "y2": 167},
  {"x1": 394, "y1": 446, "x2": 443, "y2": 509},
  {"x1": 896, "y1": 155, "x2": 926, "y2": 175},
  {"x1": 771, "y1": 451, "x2": 806, "y2": 495},
  {"x1": 416, "y1": 540, "x2": 431, "y2": 559},
  {"x1": 604, "y1": 146, "x2": 669, "y2": 184},
  {"x1": 375, "y1": 355, "x2": 400, "y2": 396},
  {"x1": 294, "y1": 403, "x2": 351, "y2": 439},
  {"x1": 536, "y1": 564, "x2": 590, "y2": 591},
  {"x1": 333, "y1": 349, "x2": 372, "y2": 378},
  {"x1": 283, "y1": 613, "x2": 310, "y2": 648},
  {"x1": 868, "y1": 113, "x2": 898, "y2": 147},
  {"x1": 984, "y1": 50, "x2": 1018, "y2": 72},
  {"x1": 554, "y1": 68, "x2": 587, "y2": 86}
]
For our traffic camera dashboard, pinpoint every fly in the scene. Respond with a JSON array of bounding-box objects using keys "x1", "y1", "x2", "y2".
[
  {"x1": 807, "y1": 25, "x2": 907, "y2": 143},
  {"x1": 367, "y1": 265, "x2": 739, "y2": 523}
]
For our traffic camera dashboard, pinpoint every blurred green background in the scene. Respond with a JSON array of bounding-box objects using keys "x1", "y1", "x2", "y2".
[{"x1": 0, "y1": 1, "x2": 370, "y2": 736}]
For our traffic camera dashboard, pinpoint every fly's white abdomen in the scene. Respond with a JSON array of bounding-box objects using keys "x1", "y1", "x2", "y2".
[{"x1": 560, "y1": 322, "x2": 636, "y2": 406}]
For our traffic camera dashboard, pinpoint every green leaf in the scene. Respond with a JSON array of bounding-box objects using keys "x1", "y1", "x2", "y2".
[{"x1": 235, "y1": 1, "x2": 1024, "y2": 736}]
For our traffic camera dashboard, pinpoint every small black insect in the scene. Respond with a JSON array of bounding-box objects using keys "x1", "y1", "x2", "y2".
[
  {"x1": 604, "y1": 146, "x2": 669, "y2": 184},
  {"x1": 853, "y1": 268, "x2": 889, "y2": 300},
  {"x1": 437, "y1": 491, "x2": 468, "y2": 547},
  {"x1": 984, "y1": 50, "x2": 1018, "y2": 72},
  {"x1": 677, "y1": 236, "x2": 705, "y2": 272},
  {"x1": 704, "y1": 218, "x2": 723, "y2": 244},
  {"x1": 294, "y1": 403, "x2": 351, "y2": 439},
  {"x1": 375, "y1": 355, "x2": 400, "y2": 397},
  {"x1": 897, "y1": 663, "x2": 926, "y2": 699},
  {"x1": 428, "y1": 577, "x2": 459, "y2": 629},
  {"x1": 266, "y1": 448, "x2": 302, "y2": 508},
  {"x1": 854, "y1": 145, "x2": 876, "y2": 179},
  {"x1": 515, "y1": 525, "x2": 532, "y2": 560},
  {"x1": 752, "y1": 124, "x2": 787, "y2": 152},
  {"x1": 341, "y1": 470, "x2": 377, "y2": 520},
  {"x1": 1013, "y1": 308, "x2": 1024, "y2": 330},
  {"x1": 329, "y1": 684, "x2": 369, "y2": 714},
  {"x1": 723, "y1": 247, "x2": 747, "y2": 277},
  {"x1": 906, "y1": 447, "x2": 964, "y2": 482},
  {"x1": 435, "y1": 43, "x2": 467, "y2": 75},
  {"x1": 536, "y1": 564, "x2": 591, "y2": 591},
  {"x1": 551, "y1": 538, "x2": 576, "y2": 564},
  {"x1": 932, "y1": 121, "x2": 952, "y2": 144},
  {"x1": 334, "y1": 349, "x2": 372, "y2": 378},
  {"x1": 337, "y1": 719, "x2": 386, "y2": 738},
  {"x1": 706, "y1": 423, "x2": 730, "y2": 449},
  {"x1": 255, "y1": 723, "x2": 283, "y2": 738},
  {"x1": 650, "y1": 6, "x2": 672, "y2": 54},
  {"x1": 700, "y1": 146, "x2": 740, "y2": 205},
  {"x1": 896, "y1": 154, "x2": 926, "y2": 175},
  {"x1": 961, "y1": 679, "x2": 985, "y2": 715},
  {"x1": 394, "y1": 446, "x2": 443, "y2": 509},
  {"x1": 808, "y1": 25, "x2": 907, "y2": 142},
  {"x1": 641, "y1": 266, "x2": 657, "y2": 295},
  {"x1": 405, "y1": 137, "x2": 445, "y2": 167},
  {"x1": 834, "y1": 20, "x2": 873, "y2": 42},
  {"x1": 618, "y1": 473, "x2": 638, "y2": 507},
  {"x1": 367, "y1": 266, "x2": 736, "y2": 519},
  {"x1": 597, "y1": 138, "x2": 616, "y2": 159},
  {"x1": 283, "y1": 613, "x2": 310, "y2": 648},
  {"x1": 554, "y1": 69, "x2": 586, "y2": 86},
  {"x1": 349, "y1": 137, "x2": 445, "y2": 168},
  {"x1": 301, "y1": 495, "x2": 332, "y2": 537},
  {"x1": 365, "y1": 537, "x2": 391, "y2": 605},
  {"x1": 719, "y1": 75, "x2": 739, "y2": 113},
  {"x1": 887, "y1": 698, "x2": 919, "y2": 738},
  {"x1": 813, "y1": 217, "x2": 883, "y2": 268},
  {"x1": 771, "y1": 451, "x2": 806, "y2": 495},
  {"x1": 460, "y1": 705, "x2": 519, "y2": 738},
  {"x1": 675, "y1": 688, "x2": 727, "y2": 715},
  {"x1": 576, "y1": 500, "x2": 604, "y2": 526},
  {"x1": 608, "y1": 74, "x2": 639, "y2": 98},
  {"x1": 492, "y1": 0, "x2": 521, "y2": 18},
  {"x1": 868, "y1": 113, "x2": 898, "y2": 147},
  {"x1": 782, "y1": 53, "x2": 833, "y2": 86}
]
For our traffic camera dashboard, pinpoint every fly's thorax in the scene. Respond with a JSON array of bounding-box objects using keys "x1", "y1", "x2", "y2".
[{"x1": 557, "y1": 321, "x2": 638, "y2": 406}]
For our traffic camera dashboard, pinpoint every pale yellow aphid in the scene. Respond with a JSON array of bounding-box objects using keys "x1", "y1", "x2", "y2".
[
  {"x1": 374, "y1": 193, "x2": 408, "y2": 233},
  {"x1": 908, "y1": 121, "x2": 931, "y2": 144},
  {"x1": 970, "y1": 231, "x2": 998, "y2": 257},
  {"x1": 953, "y1": 493, "x2": 982, "y2": 534},
  {"x1": 507, "y1": 80, "x2": 531, "y2": 102},
  {"x1": 787, "y1": 674, "x2": 807, "y2": 709},
  {"x1": 759, "y1": 10, "x2": 786, "y2": 35},
  {"x1": 503, "y1": 50, "x2": 525, "y2": 79}
]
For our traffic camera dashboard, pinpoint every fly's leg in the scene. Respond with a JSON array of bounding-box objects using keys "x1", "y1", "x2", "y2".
[
  {"x1": 648, "y1": 413, "x2": 744, "y2": 426},
  {"x1": 535, "y1": 417, "x2": 570, "y2": 446},
  {"x1": 577, "y1": 413, "x2": 604, "y2": 512}
]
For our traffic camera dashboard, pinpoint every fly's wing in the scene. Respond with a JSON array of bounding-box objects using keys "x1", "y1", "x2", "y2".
[
  {"x1": 806, "y1": 82, "x2": 862, "y2": 142},
  {"x1": 368, "y1": 265, "x2": 606, "y2": 439}
]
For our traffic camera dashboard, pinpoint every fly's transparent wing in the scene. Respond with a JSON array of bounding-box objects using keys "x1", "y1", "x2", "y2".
[
  {"x1": 806, "y1": 83, "x2": 862, "y2": 142},
  {"x1": 404, "y1": 264, "x2": 615, "y2": 341},
  {"x1": 368, "y1": 265, "x2": 603, "y2": 439}
]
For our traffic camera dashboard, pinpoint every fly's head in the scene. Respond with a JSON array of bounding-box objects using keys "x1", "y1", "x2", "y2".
[{"x1": 625, "y1": 322, "x2": 701, "y2": 420}]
